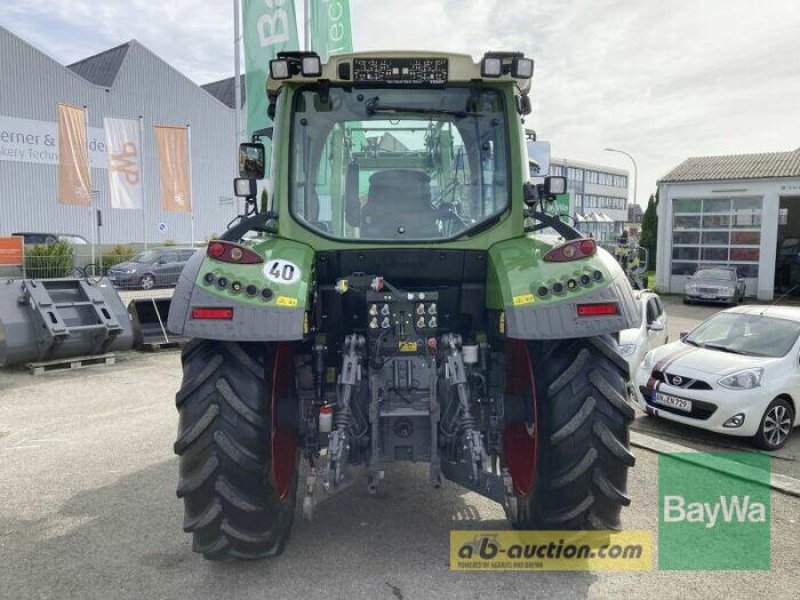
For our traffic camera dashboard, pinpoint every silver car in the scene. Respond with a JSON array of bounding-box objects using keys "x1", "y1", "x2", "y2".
[{"x1": 684, "y1": 266, "x2": 746, "y2": 305}]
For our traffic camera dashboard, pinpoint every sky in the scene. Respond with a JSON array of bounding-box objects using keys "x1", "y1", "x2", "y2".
[{"x1": 2, "y1": 0, "x2": 799, "y2": 205}]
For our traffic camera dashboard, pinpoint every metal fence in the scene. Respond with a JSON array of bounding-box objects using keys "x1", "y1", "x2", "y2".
[{"x1": 0, "y1": 242, "x2": 197, "y2": 285}]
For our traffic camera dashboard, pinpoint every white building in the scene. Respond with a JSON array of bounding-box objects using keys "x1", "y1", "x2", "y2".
[
  {"x1": 657, "y1": 149, "x2": 800, "y2": 300},
  {"x1": 549, "y1": 157, "x2": 630, "y2": 241},
  {"x1": 0, "y1": 25, "x2": 239, "y2": 245}
]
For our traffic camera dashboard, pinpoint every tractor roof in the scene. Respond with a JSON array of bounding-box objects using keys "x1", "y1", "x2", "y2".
[{"x1": 266, "y1": 51, "x2": 533, "y2": 95}]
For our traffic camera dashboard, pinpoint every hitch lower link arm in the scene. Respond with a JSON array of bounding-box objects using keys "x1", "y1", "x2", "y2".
[
  {"x1": 325, "y1": 334, "x2": 365, "y2": 490},
  {"x1": 443, "y1": 334, "x2": 489, "y2": 483}
]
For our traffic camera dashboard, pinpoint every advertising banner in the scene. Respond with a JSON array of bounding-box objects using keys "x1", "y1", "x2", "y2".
[
  {"x1": 0, "y1": 115, "x2": 107, "y2": 168},
  {"x1": 57, "y1": 103, "x2": 92, "y2": 206},
  {"x1": 0, "y1": 237, "x2": 24, "y2": 266},
  {"x1": 103, "y1": 117, "x2": 143, "y2": 210},
  {"x1": 154, "y1": 125, "x2": 191, "y2": 213},
  {"x1": 242, "y1": 0, "x2": 299, "y2": 145},
  {"x1": 310, "y1": 0, "x2": 352, "y2": 61}
]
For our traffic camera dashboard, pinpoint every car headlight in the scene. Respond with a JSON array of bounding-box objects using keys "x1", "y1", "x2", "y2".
[
  {"x1": 718, "y1": 368, "x2": 763, "y2": 390},
  {"x1": 618, "y1": 343, "x2": 637, "y2": 356},
  {"x1": 641, "y1": 350, "x2": 655, "y2": 370}
]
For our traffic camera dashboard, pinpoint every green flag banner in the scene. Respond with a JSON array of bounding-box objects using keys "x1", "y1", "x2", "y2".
[
  {"x1": 242, "y1": 0, "x2": 299, "y2": 146},
  {"x1": 310, "y1": 0, "x2": 353, "y2": 61}
]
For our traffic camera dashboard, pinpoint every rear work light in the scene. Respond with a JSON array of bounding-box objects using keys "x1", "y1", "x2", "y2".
[
  {"x1": 192, "y1": 307, "x2": 234, "y2": 320},
  {"x1": 206, "y1": 241, "x2": 263, "y2": 264},
  {"x1": 577, "y1": 303, "x2": 618, "y2": 317},
  {"x1": 543, "y1": 238, "x2": 596, "y2": 263}
]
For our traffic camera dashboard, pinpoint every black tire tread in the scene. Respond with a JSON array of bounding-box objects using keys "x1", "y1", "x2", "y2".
[
  {"x1": 511, "y1": 336, "x2": 635, "y2": 531},
  {"x1": 174, "y1": 340, "x2": 297, "y2": 560}
]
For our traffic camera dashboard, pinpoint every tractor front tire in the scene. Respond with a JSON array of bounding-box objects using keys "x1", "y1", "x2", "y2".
[
  {"x1": 174, "y1": 340, "x2": 298, "y2": 560},
  {"x1": 510, "y1": 336, "x2": 635, "y2": 531}
]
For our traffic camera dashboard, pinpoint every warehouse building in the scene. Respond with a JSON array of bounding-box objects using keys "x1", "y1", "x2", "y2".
[
  {"x1": 0, "y1": 25, "x2": 240, "y2": 245},
  {"x1": 549, "y1": 157, "x2": 630, "y2": 241},
  {"x1": 657, "y1": 149, "x2": 800, "y2": 300}
]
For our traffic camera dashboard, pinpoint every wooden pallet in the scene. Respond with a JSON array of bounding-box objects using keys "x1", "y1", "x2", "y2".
[{"x1": 26, "y1": 353, "x2": 116, "y2": 376}]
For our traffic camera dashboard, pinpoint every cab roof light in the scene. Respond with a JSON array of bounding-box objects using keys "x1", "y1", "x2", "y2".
[
  {"x1": 192, "y1": 307, "x2": 234, "y2": 320},
  {"x1": 543, "y1": 238, "x2": 597, "y2": 263},
  {"x1": 577, "y1": 303, "x2": 618, "y2": 317},
  {"x1": 481, "y1": 52, "x2": 533, "y2": 79},
  {"x1": 270, "y1": 51, "x2": 323, "y2": 80},
  {"x1": 206, "y1": 241, "x2": 263, "y2": 264}
]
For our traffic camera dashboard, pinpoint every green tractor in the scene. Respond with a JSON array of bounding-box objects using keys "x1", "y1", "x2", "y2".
[{"x1": 168, "y1": 51, "x2": 639, "y2": 561}]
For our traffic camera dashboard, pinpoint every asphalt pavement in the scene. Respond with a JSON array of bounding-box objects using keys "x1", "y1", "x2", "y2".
[{"x1": 1, "y1": 337, "x2": 799, "y2": 600}]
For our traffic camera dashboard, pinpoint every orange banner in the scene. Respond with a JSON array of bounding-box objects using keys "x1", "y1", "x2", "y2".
[
  {"x1": 0, "y1": 236, "x2": 24, "y2": 266},
  {"x1": 57, "y1": 103, "x2": 92, "y2": 205},
  {"x1": 155, "y1": 125, "x2": 191, "y2": 213}
]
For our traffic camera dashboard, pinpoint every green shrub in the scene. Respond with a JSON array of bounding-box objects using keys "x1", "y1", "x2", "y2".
[
  {"x1": 101, "y1": 244, "x2": 136, "y2": 268},
  {"x1": 24, "y1": 241, "x2": 74, "y2": 278},
  {"x1": 162, "y1": 239, "x2": 177, "y2": 246}
]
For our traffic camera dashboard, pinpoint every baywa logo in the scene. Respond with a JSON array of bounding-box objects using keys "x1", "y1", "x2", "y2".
[{"x1": 658, "y1": 452, "x2": 771, "y2": 570}]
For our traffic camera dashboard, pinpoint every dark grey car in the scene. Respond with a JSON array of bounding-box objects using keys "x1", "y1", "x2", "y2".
[
  {"x1": 684, "y1": 266, "x2": 746, "y2": 305},
  {"x1": 107, "y1": 247, "x2": 197, "y2": 290}
]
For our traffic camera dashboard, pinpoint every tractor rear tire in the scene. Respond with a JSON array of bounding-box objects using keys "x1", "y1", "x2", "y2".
[
  {"x1": 174, "y1": 339, "x2": 298, "y2": 560},
  {"x1": 508, "y1": 336, "x2": 635, "y2": 531}
]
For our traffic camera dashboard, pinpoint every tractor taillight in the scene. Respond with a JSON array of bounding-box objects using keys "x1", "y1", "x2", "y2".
[
  {"x1": 206, "y1": 241, "x2": 263, "y2": 264},
  {"x1": 543, "y1": 238, "x2": 597, "y2": 262},
  {"x1": 577, "y1": 303, "x2": 618, "y2": 317},
  {"x1": 192, "y1": 307, "x2": 234, "y2": 320}
]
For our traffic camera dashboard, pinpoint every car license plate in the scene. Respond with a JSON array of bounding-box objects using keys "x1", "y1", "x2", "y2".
[{"x1": 652, "y1": 391, "x2": 692, "y2": 413}]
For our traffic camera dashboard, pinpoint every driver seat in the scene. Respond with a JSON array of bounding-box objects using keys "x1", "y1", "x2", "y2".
[{"x1": 360, "y1": 169, "x2": 438, "y2": 239}]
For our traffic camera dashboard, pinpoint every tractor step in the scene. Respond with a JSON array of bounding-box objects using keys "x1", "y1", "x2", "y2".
[{"x1": 25, "y1": 352, "x2": 116, "y2": 376}]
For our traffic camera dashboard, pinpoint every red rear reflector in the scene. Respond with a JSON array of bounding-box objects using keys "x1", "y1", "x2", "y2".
[
  {"x1": 577, "y1": 303, "x2": 618, "y2": 316},
  {"x1": 192, "y1": 307, "x2": 234, "y2": 320}
]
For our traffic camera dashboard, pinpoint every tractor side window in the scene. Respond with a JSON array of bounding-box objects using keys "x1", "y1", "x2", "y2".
[{"x1": 290, "y1": 86, "x2": 509, "y2": 241}]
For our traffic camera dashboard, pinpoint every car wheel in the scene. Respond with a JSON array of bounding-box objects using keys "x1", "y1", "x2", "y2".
[
  {"x1": 140, "y1": 274, "x2": 155, "y2": 290},
  {"x1": 753, "y1": 398, "x2": 794, "y2": 451},
  {"x1": 682, "y1": 298, "x2": 690, "y2": 305}
]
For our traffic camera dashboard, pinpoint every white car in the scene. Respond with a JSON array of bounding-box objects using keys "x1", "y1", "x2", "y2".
[
  {"x1": 619, "y1": 290, "x2": 669, "y2": 374},
  {"x1": 634, "y1": 305, "x2": 800, "y2": 450}
]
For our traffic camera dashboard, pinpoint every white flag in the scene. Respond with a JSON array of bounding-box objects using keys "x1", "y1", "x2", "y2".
[{"x1": 104, "y1": 117, "x2": 143, "y2": 209}]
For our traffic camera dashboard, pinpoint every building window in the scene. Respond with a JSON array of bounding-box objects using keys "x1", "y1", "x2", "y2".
[{"x1": 671, "y1": 197, "x2": 762, "y2": 279}]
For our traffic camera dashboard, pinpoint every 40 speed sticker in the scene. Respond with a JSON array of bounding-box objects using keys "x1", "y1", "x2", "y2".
[
  {"x1": 264, "y1": 259, "x2": 301, "y2": 285},
  {"x1": 450, "y1": 530, "x2": 652, "y2": 571}
]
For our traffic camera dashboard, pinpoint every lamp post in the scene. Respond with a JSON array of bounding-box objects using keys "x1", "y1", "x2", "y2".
[{"x1": 604, "y1": 147, "x2": 638, "y2": 208}]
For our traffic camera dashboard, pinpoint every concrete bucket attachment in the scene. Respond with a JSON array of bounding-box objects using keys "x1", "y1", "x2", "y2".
[{"x1": 0, "y1": 278, "x2": 133, "y2": 367}]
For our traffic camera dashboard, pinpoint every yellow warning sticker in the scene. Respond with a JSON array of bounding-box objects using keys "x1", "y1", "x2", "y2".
[
  {"x1": 398, "y1": 341, "x2": 418, "y2": 353},
  {"x1": 276, "y1": 296, "x2": 298, "y2": 307},
  {"x1": 513, "y1": 294, "x2": 535, "y2": 306}
]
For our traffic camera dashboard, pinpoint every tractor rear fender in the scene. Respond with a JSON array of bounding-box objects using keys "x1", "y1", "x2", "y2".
[
  {"x1": 167, "y1": 238, "x2": 314, "y2": 341},
  {"x1": 486, "y1": 236, "x2": 639, "y2": 340}
]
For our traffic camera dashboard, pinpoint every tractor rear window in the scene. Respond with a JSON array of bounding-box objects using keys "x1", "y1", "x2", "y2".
[{"x1": 289, "y1": 86, "x2": 509, "y2": 241}]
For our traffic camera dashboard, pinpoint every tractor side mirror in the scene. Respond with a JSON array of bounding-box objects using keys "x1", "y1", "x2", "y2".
[
  {"x1": 239, "y1": 142, "x2": 265, "y2": 179},
  {"x1": 544, "y1": 176, "x2": 566, "y2": 196},
  {"x1": 526, "y1": 140, "x2": 551, "y2": 177}
]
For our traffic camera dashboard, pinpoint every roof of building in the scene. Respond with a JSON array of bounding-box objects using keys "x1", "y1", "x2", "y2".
[
  {"x1": 551, "y1": 156, "x2": 628, "y2": 176},
  {"x1": 659, "y1": 149, "x2": 800, "y2": 183},
  {"x1": 201, "y1": 75, "x2": 246, "y2": 109},
  {"x1": 67, "y1": 43, "x2": 130, "y2": 87}
]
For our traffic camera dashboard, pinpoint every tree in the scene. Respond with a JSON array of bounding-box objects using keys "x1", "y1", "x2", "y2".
[{"x1": 639, "y1": 191, "x2": 658, "y2": 271}]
